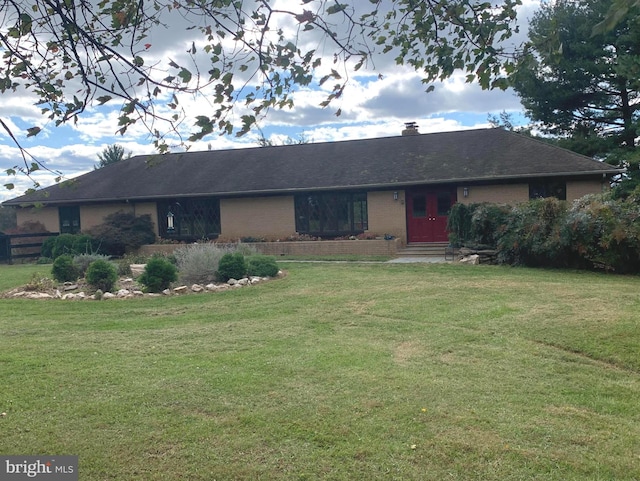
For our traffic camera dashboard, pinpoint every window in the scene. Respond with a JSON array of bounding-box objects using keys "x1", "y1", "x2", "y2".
[
  {"x1": 295, "y1": 192, "x2": 368, "y2": 236},
  {"x1": 59, "y1": 206, "x2": 80, "y2": 234},
  {"x1": 437, "y1": 192, "x2": 453, "y2": 216},
  {"x1": 529, "y1": 180, "x2": 566, "y2": 200},
  {"x1": 157, "y1": 197, "x2": 220, "y2": 240},
  {"x1": 412, "y1": 195, "x2": 427, "y2": 218}
]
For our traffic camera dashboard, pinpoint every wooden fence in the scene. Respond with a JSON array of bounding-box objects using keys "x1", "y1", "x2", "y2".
[{"x1": 0, "y1": 232, "x2": 59, "y2": 263}]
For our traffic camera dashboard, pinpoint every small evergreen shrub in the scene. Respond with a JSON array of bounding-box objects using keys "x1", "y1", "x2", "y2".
[
  {"x1": 40, "y1": 236, "x2": 57, "y2": 258},
  {"x1": 51, "y1": 234, "x2": 77, "y2": 259},
  {"x1": 73, "y1": 253, "x2": 111, "y2": 277},
  {"x1": 51, "y1": 254, "x2": 79, "y2": 283},
  {"x1": 138, "y1": 257, "x2": 178, "y2": 292},
  {"x1": 49, "y1": 234, "x2": 99, "y2": 259},
  {"x1": 247, "y1": 255, "x2": 279, "y2": 278},
  {"x1": 217, "y1": 252, "x2": 247, "y2": 281},
  {"x1": 86, "y1": 259, "x2": 118, "y2": 292}
]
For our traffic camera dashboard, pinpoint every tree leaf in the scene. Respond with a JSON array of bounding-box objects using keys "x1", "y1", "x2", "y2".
[{"x1": 26, "y1": 126, "x2": 41, "y2": 137}]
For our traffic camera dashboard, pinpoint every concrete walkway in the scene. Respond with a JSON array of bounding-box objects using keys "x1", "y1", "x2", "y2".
[{"x1": 387, "y1": 256, "x2": 448, "y2": 264}]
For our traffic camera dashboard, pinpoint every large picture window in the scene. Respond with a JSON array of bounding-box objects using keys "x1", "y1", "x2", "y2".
[
  {"x1": 529, "y1": 180, "x2": 566, "y2": 200},
  {"x1": 295, "y1": 192, "x2": 368, "y2": 236},
  {"x1": 157, "y1": 197, "x2": 220, "y2": 240}
]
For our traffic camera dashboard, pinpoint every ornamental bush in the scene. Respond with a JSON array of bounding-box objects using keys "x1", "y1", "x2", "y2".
[
  {"x1": 217, "y1": 252, "x2": 247, "y2": 282},
  {"x1": 450, "y1": 193, "x2": 640, "y2": 274},
  {"x1": 447, "y1": 202, "x2": 510, "y2": 248},
  {"x1": 86, "y1": 259, "x2": 118, "y2": 292},
  {"x1": 563, "y1": 194, "x2": 640, "y2": 273},
  {"x1": 174, "y1": 243, "x2": 234, "y2": 285},
  {"x1": 138, "y1": 257, "x2": 178, "y2": 293},
  {"x1": 40, "y1": 235, "x2": 57, "y2": 258},
  {"x1": 48, "y1": 234, "x2": 99, "y2": 259},
  {"x1": 51, "y1": 254, "x2": 79, "y2": 283},
  {"x1": 247, "y1": 255, "x2": 279, "y2": 278},
  {"x1": 73, "y1": 253, "x2": 112, "y2": 277},
  {"x1": 497, "y1": 198, "x2": 570, "y2": 268},
  {"x1": 87, "y1": 211, "x2": 156, "y2": 257}
]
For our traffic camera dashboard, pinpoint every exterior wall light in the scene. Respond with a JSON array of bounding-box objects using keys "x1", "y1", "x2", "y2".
[
  {"x1": 393, "y1": 191, "x2": 399, "y2": 200},
  {"x1": 167, "y1": 209, "x2": 175, "y2": 232},
  {"x1": 463, "y1": 187, "x2": 469, "y2": 198}
]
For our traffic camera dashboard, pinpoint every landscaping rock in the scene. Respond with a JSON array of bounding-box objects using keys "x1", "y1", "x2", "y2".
[
  {"x1": 27, "y1": 292, "x2": 54, "y2": 299},
  {"x1": 2, "y1": 269, "x2": 285, "y2": 300},
  {"x1": 460, "y1": 254, "x2": 480, "y2": 265},
  {"x1": 129, "y1": 264, "x2": 146, "y2": 278}
]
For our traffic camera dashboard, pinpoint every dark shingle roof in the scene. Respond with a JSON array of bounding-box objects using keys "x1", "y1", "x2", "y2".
[{"x1": 3, "y1": 128, "x2": 622, "y2": 206}]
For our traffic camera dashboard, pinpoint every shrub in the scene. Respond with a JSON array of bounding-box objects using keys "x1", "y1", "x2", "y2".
[
  {"x1": 175, "y1": 243, "x2": 232, "y2": 285},
  {"x1": 40, "y1": 236, "x2": 57, "y2": 258},
  {"x1": 24, "y1": 272, "x2": 55, "y2": 292},
  {"x1": 138, "y1": 257, "x2": 178, "y2": 292},
  {"x1": 247, "y1": 255, "x2": 279, "y2": 278},
  {"x1": 497, "y1": 198, "x2": 570, "y2": 267},
  {"x1": 87, "y1": 211, "x2": 156, "y2": 256},
  {"x1": 73, "y1": 253, "x2": 111, "y2": 277},
  {"x1": 217, "y1": 252, "x2": 247, "y2": 281},
  {"x1": 51, "y1": 254, "x2": 79, "y2": 283},
  {"x1": 563, "y1": 194, "x2": 640, "y2": 273},
  {"x1": 86, "y1": 260, "x2": 118, "y2": 292},
  {"x1": 447, "y1": 203, "x2": 473, "y2": 247},
  {"x1": 51, "y1": 234, "x2": 76, "y2": 258},
  {"x1": 50, "y1": 234, "x2": 99, "y2": 259},
  {"x1": 114, "y1": 259, "x2": 133, "y2": 276},
  {"x1": 448, "y1": 202, "x2": 511, "y2": 248}
]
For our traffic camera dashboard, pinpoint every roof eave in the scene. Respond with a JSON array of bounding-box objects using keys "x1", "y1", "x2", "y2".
[{"x1": 2, "y1": 168, "x2": 622, "y2": 206}]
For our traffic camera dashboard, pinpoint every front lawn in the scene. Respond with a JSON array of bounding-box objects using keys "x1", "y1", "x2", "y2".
[{"x1": 1, "y1": 262, "x2": 639, "y2": 480}]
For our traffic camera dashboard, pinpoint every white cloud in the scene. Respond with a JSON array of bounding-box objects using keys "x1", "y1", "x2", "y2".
[{"x1": 1, "y1": 0, "x2": 541, "y2": 204}]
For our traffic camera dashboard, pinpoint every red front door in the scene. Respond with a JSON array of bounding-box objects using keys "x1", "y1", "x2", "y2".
[{"x1": 407, "y1": 189, "x2": 456, "y2": 243}]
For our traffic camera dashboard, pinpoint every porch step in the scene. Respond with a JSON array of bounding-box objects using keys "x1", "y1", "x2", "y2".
[{"x1": 396, "y1": 242, "x2": 450, "y2": 257}]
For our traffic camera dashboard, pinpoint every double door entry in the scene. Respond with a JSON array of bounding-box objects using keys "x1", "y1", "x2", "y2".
[{"x1": 406, "y1": 189, "x2": 456, "y2": 243}]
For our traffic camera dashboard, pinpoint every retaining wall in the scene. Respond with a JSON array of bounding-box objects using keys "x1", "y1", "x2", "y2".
[{"x1": 137, "y1": 238, "x2": 401, "y2": 257}]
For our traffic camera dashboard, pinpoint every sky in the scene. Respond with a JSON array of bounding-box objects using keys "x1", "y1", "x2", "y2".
[{"x1": 0, "y1": 0, "x2": 540, "y2": 203}]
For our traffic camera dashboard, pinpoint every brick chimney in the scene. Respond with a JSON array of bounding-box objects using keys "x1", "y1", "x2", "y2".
[{"x1": 402, "y1": 122, "x2": 419, "y2": 136}]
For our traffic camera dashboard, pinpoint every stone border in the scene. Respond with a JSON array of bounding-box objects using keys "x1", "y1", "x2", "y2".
[{"x1": 3, "y1": 272, "x2": 283, "y2": 300}]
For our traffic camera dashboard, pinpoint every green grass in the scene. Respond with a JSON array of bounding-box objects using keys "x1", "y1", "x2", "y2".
[{"x1": 1, "y1": 262, "x2": 639, "y2": 480}]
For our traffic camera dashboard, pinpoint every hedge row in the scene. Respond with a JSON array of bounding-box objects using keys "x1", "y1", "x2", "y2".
[{"x1": 448, "y1": 191, "x2": 640, "y2": 274}]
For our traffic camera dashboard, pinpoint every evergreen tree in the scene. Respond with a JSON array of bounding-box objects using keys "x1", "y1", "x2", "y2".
[
  {"x1": 95, "y1": 144, "x2": 131, "y2": 169},
  {"x1": 512, "y1": 0, "x2": 640, "y2": 159}
]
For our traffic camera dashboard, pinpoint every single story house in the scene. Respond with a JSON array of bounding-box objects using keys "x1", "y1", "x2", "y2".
[{"x1": 3, "y1": 126, "x2": 622, "y2": 247}]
